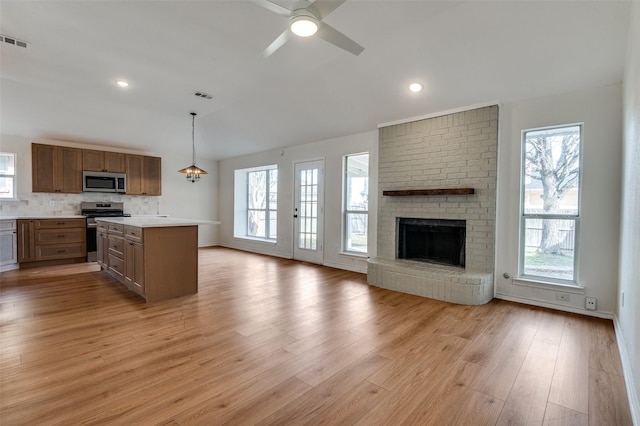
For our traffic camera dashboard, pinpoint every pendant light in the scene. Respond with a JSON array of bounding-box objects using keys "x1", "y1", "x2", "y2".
[{"x1": 178, "y1": 112, "x2": 208, "y2": 182}]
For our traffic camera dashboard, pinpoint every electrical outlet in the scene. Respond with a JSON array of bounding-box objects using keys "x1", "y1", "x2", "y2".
[
  {"x1": 555, "y1": 293, "x2": 569, "y2": 301},
  {"x1": 49, "y1": 200, "x2": 55, "y2": 206},
  {"x1": 586, "y1": 297, "x2": 597, "y2": 310}
]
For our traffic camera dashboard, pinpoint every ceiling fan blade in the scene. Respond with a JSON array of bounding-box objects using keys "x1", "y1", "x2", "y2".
[
  {"x1": 316, "y1": 21, "x2": 364, "y2": 56},
  {"x1": 251, "y1": 0, "x2": 291, "y2": 17},
  {"x1": 307, "y1": 0, "x2": 347, "y2": 20},
  {"x1": 261, "y1": 29, "x2": 291, "y2": 58}
]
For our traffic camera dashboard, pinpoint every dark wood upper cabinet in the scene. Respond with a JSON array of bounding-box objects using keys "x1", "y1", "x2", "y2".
[
  {"x1": 32, "y1": 144, "x2": 82, "y2": 193},
  {"x1": 143, "y1": 156, "x2": 162, "y2": 196},
  {"x1": 125, "y1": 154, "x2": 161, "y2": 196},
  {"x1": 83, "y1": 149, "x2": 125, "y2": 173},
  {"x1": 32, "y1": 143, "x2": 160, "y2": 195},
  {"x1": 125, "y1": 154, "x2": 144, "y2": 195}
]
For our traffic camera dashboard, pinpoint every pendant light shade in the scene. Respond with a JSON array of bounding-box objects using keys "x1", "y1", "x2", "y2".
[{"x1": 178, "y1": 112, "x2": 208, "y2": 182}]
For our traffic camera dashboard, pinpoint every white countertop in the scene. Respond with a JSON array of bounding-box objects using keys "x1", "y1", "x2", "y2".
[{"x1": 96, "y1": 217, "x2": 220, "y2": 228}]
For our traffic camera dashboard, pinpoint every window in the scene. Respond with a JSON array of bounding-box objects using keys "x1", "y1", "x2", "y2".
[
  {"x1": 0, "y1": 153, "x2": 16, "y2": 200},
  {"x1": 520, "y1": 124, "x2": 582, "y2": 284},
  {"x1": 343, "y1": 153, "x2": 369, "y2": 254},
  {"x1": 234, "y1": 165, "x2": 278, "y2": 241}
]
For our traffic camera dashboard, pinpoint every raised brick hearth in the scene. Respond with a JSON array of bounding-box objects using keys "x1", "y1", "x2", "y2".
[{"x1": 368, "y1": 105, "x2": 498, "y2": 305}]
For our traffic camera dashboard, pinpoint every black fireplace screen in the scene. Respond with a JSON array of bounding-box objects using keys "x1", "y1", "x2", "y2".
[{"x1": 397, "y1": 218, "x2": 466, "y2": 267}]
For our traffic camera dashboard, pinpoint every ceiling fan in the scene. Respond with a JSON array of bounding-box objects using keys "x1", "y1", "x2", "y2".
[{"x1": 253, "y1": 0, "x2": 364, "y2": 57}]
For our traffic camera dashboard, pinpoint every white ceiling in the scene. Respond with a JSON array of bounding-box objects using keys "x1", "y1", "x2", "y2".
[{"x1": 0, "y1": 0, "x2": 631, "y2": 160}]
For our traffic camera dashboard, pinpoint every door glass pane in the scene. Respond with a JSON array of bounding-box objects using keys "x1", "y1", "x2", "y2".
[
  {"x1": 298, "y1": 168, "x2": 318, "y2": 250},
  {"x1": 523, "y1": 217, "x2": 575, "y2": 281}
]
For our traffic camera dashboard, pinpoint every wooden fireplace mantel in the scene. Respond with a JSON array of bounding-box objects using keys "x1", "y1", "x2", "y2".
[{"x1": 382, "y1": 188, "x2": 475, "y2": 196}]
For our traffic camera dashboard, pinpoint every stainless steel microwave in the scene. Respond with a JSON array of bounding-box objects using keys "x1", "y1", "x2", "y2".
[{"x1": 82, "y1": 171, "x2": 126, "y2": 193}]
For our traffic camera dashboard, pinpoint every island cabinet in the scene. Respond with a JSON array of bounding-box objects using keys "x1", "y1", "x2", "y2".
[
  {"x1": 82, "y1": 149, "x2": 125, "y2": 173},
  {"x1": 98, "y1": 221, "x2": 197, "y2": 302},
  {"x1": 106, "y1": 223, "x2": 125, "y2": 281},
  {"x1": 18, "y1": 218, "x2": 86, "y2": 265},
  {"x1": 125, "y1": 155, "x2": 162, "y2": 196},
  {"x1": 32, "y1": 144, "x2": 83, "y2": 193},
  {"x1": 96, "y1": 223, "x2": 109, "y2": 268},
  {"x1": 124, "y1": 226, "x2": 144, "y2": 297}
]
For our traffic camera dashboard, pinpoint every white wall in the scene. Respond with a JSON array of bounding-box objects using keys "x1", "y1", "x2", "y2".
[
  {"x1": 618, "y1": 1, "x2": 640, "y2": 422},
  {"x1": 495, "y1": 84, "x2": 623, "y2": 316},
  {"x1": 217, "y1": 130, "x2": 378, "y2": 273},
  {"x1": 0, "y1": 135, "x2": 219, "y2": 246},
  {"x1": 160, "y1": 154, "x2": 219, "y2": 247}
]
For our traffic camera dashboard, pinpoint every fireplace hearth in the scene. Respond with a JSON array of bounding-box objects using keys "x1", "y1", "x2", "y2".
[{"x1": 397, "y1": 218, "x2": 466, "y2": 267}]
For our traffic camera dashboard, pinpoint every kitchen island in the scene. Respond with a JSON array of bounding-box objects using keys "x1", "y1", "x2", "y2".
[{"x1": 96, "y1": 217, "x2": 214, "y2": 302}]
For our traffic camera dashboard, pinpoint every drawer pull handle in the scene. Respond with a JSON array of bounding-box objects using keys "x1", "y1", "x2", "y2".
[
  {"x1": 57, "y1": 235, "x2": 65, "y2": 238},
  {"x1": 57, "y1": 222, "x2": 65, "y2": 225},
  {"x1": 57, "y1": 250, "x2": 65, "y2": 253}
]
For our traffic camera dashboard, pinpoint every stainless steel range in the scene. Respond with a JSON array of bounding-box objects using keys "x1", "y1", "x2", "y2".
[{"x1": 81, "y1": 202, "x2": 130, "y2": 262}]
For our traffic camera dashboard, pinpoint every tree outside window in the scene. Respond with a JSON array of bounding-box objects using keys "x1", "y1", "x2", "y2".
[
  {"x1": 521, "y1": 124, "x2": 582, "y2": 283},
  {"x1": 247, "y1": 168, "x2": 277, "y2": 239}
]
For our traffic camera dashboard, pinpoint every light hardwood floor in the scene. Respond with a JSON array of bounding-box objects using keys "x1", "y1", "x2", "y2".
[{"x1": 0, "y1": 247, "x2": 632, "y2": 425}]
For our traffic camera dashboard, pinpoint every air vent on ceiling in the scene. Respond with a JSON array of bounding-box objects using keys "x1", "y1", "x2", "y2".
[
  {"x1": 0, "y1": 35, "x2": 28, "y2": 49},
  {"x1": 194, "y1": 91, "x2": 213, "y2": 100}
]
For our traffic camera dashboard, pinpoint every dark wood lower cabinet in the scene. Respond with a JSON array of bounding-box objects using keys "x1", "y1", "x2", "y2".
[{"x1": 17, "y1": 218, "x2": 86, "y2": 265}]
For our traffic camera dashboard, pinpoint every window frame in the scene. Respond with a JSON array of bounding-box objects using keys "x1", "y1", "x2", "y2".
[
  {"x1": 518, "y1": 123, "x2": 583, "y2": 286},
  {"x1": 233, "y1": 164, "x2": 278, "y2": 243},
  {"x1": 0, "y1": 152, "x2": 17, "y2": 200},
  {"x1": 246, "y1": 168, "x2": 278, "y2": 241},
  {"x1": 342, "y1": 152, "x2": 369, "y2": 255}
]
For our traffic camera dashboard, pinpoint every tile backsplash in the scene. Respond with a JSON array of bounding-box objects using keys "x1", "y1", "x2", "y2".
[{"x1": 0, "y1": 192, "x2": 160, "y2": 217}]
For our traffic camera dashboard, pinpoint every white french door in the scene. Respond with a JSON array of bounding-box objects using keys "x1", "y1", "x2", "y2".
[{"x1": 293, "y1": 160, "x2": 324, "y2": 264}]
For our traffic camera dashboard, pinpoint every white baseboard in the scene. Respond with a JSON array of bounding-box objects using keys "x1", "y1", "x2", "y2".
[
  {"x1": 198, "y1": 242, "x2": 219, "y2": 248},
  {"x1": 494, "y1": 293, "x2": 614, "y2": 319},
  {"x1": 218, "y1": 242, "x2": 292, "y2": 260},
  {"x1": 323, "y1": 259, "x2": 367, "y2": 274},
  {"x1": 614, "y1": 316, "x2": 640, "y2": 426}
]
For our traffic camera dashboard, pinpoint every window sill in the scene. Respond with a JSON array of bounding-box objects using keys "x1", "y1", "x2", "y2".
[
  {"x1": 234, "y1": 236, "x2": 277, "y2": 245},
  {"x1": 513, "y1": 277, "x2": 585, "y2": 294},
  {"x1": 339, "y1": 251, "x2": 368, "y2": 259}
]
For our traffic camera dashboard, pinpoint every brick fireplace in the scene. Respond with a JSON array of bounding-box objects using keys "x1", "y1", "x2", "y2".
[{"x1": 368, "y1": 105, "x2": 498, "y2": 305}]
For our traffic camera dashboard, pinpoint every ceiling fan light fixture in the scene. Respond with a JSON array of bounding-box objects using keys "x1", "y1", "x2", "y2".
[{"x1": 290, "y1": 13, "x2": 318, "y2": 37}]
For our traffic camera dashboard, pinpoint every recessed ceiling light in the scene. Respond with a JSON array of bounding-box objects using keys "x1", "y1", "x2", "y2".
[
  {"x1": 116, "y1": 80, "x2": 129, "y2": 88},
  {"x1": 409, "y1": 83, "x2": 423, "y2": 93}
]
